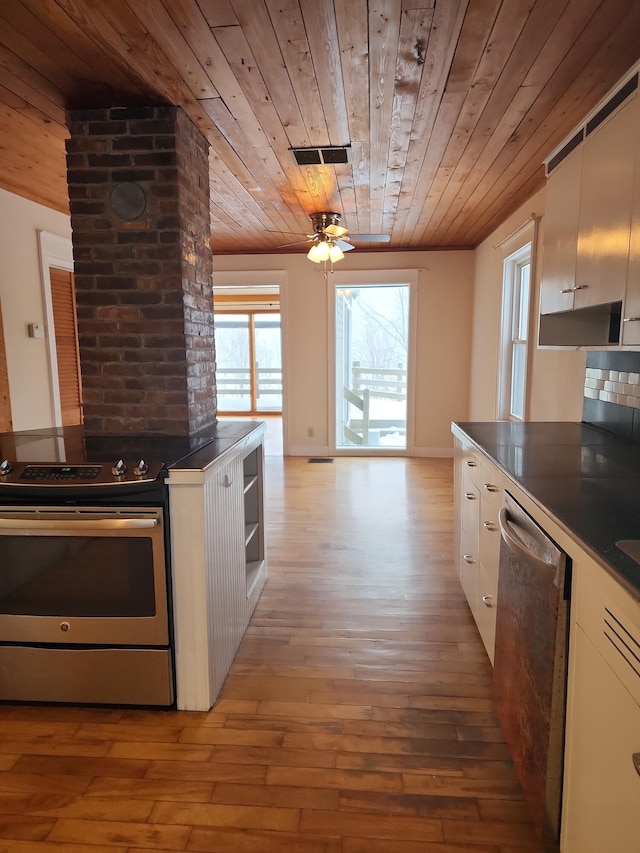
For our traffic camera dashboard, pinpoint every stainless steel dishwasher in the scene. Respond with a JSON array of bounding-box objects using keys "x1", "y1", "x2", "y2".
[{"x1": 495, "y1": 491, "x2": 571, "y2": 845}]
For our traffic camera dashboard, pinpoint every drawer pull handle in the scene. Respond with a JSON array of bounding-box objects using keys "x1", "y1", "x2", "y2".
[
  {"x1": 465, "y1": 460, "x2": 477, "y2": 467},
  {"x1": 633, "y1": 753, "x2": 640, "y2": 777},
  {"x1": 464, "y1": 492, "x2": 477, "y2": 500},
  {"x1": 463, "y1": 554, "x2": 476, "y2": 564},
  {"x1": 483, "y1": 521, "x2": 497, "y2": 531},
  {"x1": 482, "y1": 594, "x2": 494, "y2": 607},
  {"x1": 623, "y1": 317, "x2": 640, "y2": 323},
  {"x1": 484, "y1": 483, "x2": 499, "y2": 492}
]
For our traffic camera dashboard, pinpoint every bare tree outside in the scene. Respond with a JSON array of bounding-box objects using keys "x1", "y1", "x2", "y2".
[{"x1": 350, "y1": 287, "x2": 408, "y2": 368}]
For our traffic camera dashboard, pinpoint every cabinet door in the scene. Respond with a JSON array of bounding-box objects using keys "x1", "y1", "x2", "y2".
[
  {"x1": 574, "y1": 98, "x2": 638, "y2": 309},
  {"x1": 561, "y1": 626, "x2": 640, "y2": 853},
  {"x1": 622, "y1": 97, "x2": 640, "y2": 344},
  {"x1": 540, "y1": 149, "x2": 582, "y2": 314}
]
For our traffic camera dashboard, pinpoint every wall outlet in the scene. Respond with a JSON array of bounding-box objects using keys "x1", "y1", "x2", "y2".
[{"x1": 307, "y1": 426, "x2": 314, "y2": 438}]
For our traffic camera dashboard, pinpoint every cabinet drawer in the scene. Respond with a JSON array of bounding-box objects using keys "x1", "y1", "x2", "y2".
[
  {"x1": 479, "y1": 496, "x2": 501, "y2": 585},
  {"x1": 474, "y1": 562, "x2": 498, "y2": 664},
  {"x1": 461, "y1": 477, "x2": 480, "y2": 533},
  {"x1": 460, "y1": 525, "x2": 478, "y2": 603},
  {"x1": 469, "y1": 461, "x2": 504, "y2": 503},
  {"x1": 460, "y1": 447, "x2": 482, "y2": 480}
]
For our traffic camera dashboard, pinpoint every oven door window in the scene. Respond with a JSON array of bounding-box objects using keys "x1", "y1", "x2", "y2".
[{"x1": 1, "y1": 536, "x2": 156, "y2": 618}]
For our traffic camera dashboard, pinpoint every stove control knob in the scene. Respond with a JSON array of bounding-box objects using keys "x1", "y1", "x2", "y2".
[
  {"x1": 111, "y1": 459, "x2": 127, "y2": 478},
  {"x1": 133, "y1": 459, "x2": 149, "y2": 477},
  {"x1": 0, "y1": 459, "x2": 13, "y2": 477}
]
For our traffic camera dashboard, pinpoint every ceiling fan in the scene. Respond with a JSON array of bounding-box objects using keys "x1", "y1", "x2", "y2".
[{"x1": 278, "y1": 213, "x2": 390, "y2": 265}]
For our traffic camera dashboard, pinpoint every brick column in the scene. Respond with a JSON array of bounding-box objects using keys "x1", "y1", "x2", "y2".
[{"x1": 66, "y1": 106, "x2": 216, "y2": 436}]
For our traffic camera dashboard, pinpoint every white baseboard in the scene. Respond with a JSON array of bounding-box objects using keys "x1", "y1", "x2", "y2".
[
  {"x1": 412, "y1": 446, "x2": 453, "y2": 458},
  {"x1": 285, "y1": 444, "x2": 452, "y2": 458},
  {"x1": 287, "y1": 445, "x2": 331, "y2": 457}
]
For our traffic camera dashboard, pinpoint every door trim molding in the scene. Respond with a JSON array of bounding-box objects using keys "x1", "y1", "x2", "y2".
[
  {"x1": 327, "y1": 269, "x2": 419, "y2": 456},
  {"x1": 37, "y1": 231, "x2": 73, "y2": 427}
]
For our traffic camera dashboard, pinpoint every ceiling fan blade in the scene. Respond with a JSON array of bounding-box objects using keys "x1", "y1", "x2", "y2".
[
  {"x1": 349, "y1": 234, "x2": 391, "y2": 242},
  {"x1": 335, "y1": 238, "x2": 355, "y2": 252},
  {"x1": 275, "y1": 237, "x2": 314, "y2": 248}
]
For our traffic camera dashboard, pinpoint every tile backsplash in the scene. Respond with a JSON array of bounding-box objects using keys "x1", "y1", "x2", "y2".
[
  {"x1": 584, "y1": 367, "x2": 640, "y2": 408},
  {"x1": 583, "y1": 352, "x2": 640, "y2": 441}
]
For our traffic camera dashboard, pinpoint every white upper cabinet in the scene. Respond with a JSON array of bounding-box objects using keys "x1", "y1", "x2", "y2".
[
  {"x1": 540, "y1": 147, "x2": 582, "y2": 315},
  {"x1": 574, "y1": 96, "x2": 637, "y2": 310},
  {"x1": 541, "y1": 91, "x2": 637, "y2": 317},
  {"x1": 622, "y1": 98, "x2": 640, "y2": 345}
]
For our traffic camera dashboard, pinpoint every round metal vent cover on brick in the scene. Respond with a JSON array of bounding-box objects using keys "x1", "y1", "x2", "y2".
[{"x1": 110, "y1": 182, "x2": 147, "y2": 221}]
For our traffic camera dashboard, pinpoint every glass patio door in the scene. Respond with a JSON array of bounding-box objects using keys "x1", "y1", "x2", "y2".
[
  {"x1": 335, "y1": 283, "x2": 409, "y2": 450},
  {"x1": 214, "y1": 312, "x2": 282, "y2": 414}
]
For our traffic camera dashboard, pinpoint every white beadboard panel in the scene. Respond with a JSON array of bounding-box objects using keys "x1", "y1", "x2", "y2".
[
  {"x1": 204, "y1": 455, "x2": 245, "y2": 705},
  {"x1": 167, "y1": 476, "x2": 211, "y2": 711}
]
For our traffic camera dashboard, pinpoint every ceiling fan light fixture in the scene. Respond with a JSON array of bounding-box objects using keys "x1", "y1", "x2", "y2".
[
  {"x1": 306, "y1": 212, "x2": 351, "y2": 275},
  {"x1": 307, "y1": 243, "x2": 325, "y2": 262},
  {"x1": 315, "y1": 240, "x2": 331, "y2": 262}
]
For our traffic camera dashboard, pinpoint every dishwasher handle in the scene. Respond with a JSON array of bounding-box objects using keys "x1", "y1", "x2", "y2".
[{"x1": 498, "y1": 506, "x2": 555, "y2": 573}]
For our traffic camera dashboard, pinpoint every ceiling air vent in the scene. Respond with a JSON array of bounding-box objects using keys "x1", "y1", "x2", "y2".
[{"x1": 291, "y1": 146, "x2": 350, "y2": 166}]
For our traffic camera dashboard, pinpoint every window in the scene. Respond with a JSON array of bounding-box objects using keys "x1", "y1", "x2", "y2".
[
  {"x1": 499, "y1": 245, "x2": 532, "y2": 421},
  {"x1": 213, "y1": 291, "x2": 282, "y2": 415}
]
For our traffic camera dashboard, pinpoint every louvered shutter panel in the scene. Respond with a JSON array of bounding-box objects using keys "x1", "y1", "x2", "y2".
[
  {"x1": 50, "y1": 268, "x2": 83, "y2": 425},
  {"x1": 0, "y1": 298, "x2": 12, "y2": 431}
]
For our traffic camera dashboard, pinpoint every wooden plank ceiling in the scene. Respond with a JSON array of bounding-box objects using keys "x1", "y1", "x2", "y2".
[{"x1": 1, "y1": 0, "x2": 640, "y2": 253}]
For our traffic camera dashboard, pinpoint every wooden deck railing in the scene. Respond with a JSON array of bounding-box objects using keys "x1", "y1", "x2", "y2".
[
  {"x1": 351, "y1": 362, "x2": 406, "y2": 401},
  {"x1": 342, "y1": 362, "x2": 407, "y2": 444},
  {"x1": 216, "y1": 367, "x2": 282, "y2": 399}
]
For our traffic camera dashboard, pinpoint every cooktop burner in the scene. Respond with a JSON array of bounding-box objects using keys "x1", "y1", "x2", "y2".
[{"x1": 0, "y1": 425, "x2": 221, "y2": 488}]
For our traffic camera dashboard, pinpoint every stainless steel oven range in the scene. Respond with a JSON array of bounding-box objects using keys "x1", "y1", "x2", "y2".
[{"x1": 0, "y1": 427, "x2": 215, "y2": 707}]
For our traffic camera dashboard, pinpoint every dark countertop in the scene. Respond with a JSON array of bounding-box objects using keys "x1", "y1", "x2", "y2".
[
  {"x1": 0, "y1": 420, "x2": 263, "y2": 469},
  {"x1": 167, "y1": 420, "x2": 265, "y2": 471},
  {"x1": 452, "y1": 421, "x2": 640, "y2": 600}
]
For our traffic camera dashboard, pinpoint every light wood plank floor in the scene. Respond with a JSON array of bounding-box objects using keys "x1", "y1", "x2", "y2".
[{"x1": 0, "y1": 456, "x2": 552, "y2": 852}]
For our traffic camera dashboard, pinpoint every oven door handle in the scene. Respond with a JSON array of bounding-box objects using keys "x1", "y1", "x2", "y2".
[{"x1": 0, "y1": 517, "x2": 158, "y2": 530}]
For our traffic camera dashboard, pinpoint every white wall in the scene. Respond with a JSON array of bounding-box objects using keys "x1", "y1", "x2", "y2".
[
  {"x1": 1, "y1": 183, "x2": 590, "y2": 446},
  {"x1": 213, "y1": 250, "x2": 475, "y2": 455},
  {"x1": 0, "y1": 189, "x2": 72, "y2": 430},
  {"x1": 471, "y1": 189, "x2": 586, "y2": 422}
]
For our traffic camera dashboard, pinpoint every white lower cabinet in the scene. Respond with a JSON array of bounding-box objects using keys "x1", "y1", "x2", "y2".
[
  {"x1": 561, "y1": 556, "x2": 640, "y2": 853},
  {"x1": 167, "y1": 427, "x2": 268, "y2": 710},
  {"x1": 562, "y1": 626, "x2": 640, "y2": 853},
  {"x1": 453, "y1": 425, "x2": 640, "y2": 851},
  {"x1": 454, "y1": 437, "x2": 504, "y2": 664}
]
